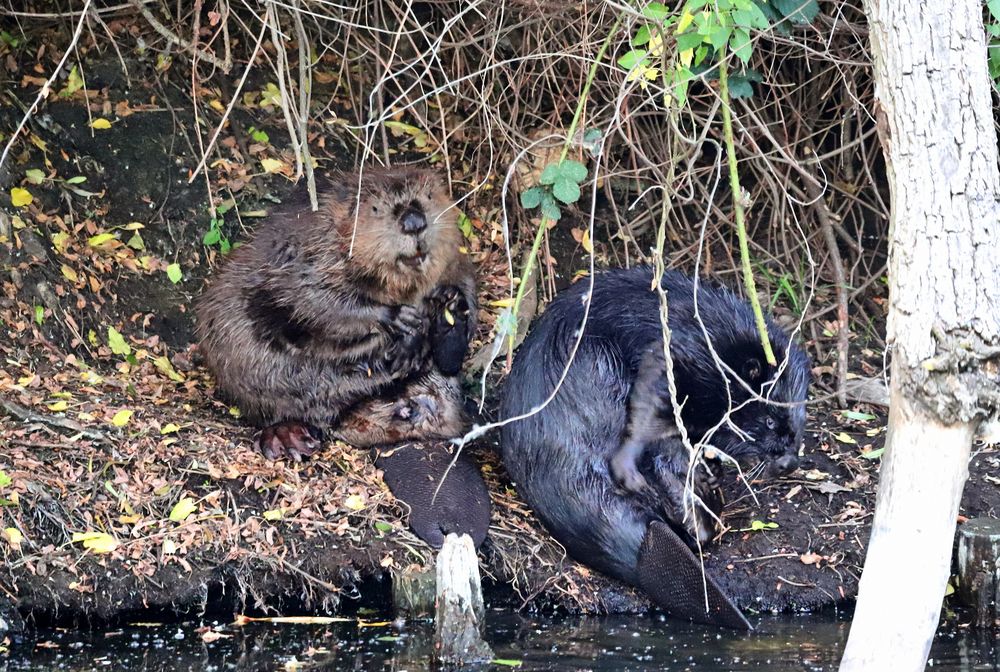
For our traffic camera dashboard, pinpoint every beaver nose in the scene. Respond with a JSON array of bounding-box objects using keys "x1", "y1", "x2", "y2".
[
  {"x1": 772, "y1": 454, "x2": 799, "y2": 476},
  {"x1": 401, "y1": 210, "x2": 427, "y2": 234}
]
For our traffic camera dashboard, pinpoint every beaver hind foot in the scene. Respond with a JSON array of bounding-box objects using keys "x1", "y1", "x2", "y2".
[{"x1": 259, "y1": 421, "x2": 324, "y2": 461}]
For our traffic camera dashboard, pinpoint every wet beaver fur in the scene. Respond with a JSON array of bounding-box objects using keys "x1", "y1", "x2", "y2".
[
  {"x1": 196, "y1": 167, "x2": 477, "y2": 461},
  {"x1": 499, "y1": 267, "x2": 809, "y2": 610},
  {"x1": 196, "y1": 168, "x2": 491, "y2": 549}
]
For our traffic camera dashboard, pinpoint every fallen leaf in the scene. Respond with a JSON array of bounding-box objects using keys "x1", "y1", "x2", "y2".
[
  {"x1": 111, "y1": 409, "x2": 133, "y2": 427},
  {"x1": 263, "y1": 508, "x2": 284, "y2": 521},
  {"x1": 47, "y1": 400, "x2": 68, "y2": 412},
  {"x1": 72, "y1": 531, "x2": 119, "y2": 553},
  {"x1": 344, "y1": 494, "x2": 365, "y2": 511},
  {"x1": 260, "y1": 158, "x2": 288, "y2": 174},
  {"x1": 169, "y1": 497, "x2": 197, "y2": 523},
  {"x1": 90, "y1": 118, "x2": 112, "y2": 129},
  {"x1": 3, "y1": 527, "x2": 23, "y2": 549},
  {"x1": 10, "y1": 187, "x2": 33, "y2": 207}
]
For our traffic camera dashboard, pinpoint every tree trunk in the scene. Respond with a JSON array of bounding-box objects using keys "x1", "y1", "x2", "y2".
[{"x1": 840, "y1": 2, "x2": 1000, "y2": 670}]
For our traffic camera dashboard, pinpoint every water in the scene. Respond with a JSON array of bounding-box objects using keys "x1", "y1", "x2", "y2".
[{"x1": 3, "y1": 611, "x2": 997, "y2": 671}]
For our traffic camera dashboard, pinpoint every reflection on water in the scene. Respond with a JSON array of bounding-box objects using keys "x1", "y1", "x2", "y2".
[{"x1": 3, "y1": 611, "x2": 997, "y2": 671}]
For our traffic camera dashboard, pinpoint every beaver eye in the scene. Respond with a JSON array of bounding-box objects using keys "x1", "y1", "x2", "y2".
[{"x1": 765, "y1": 416, "x2": 777, "y2": 430}]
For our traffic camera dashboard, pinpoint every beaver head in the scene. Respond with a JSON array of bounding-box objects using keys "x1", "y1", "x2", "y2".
[
  {"x1": 333, "y1": 168, "x2": 460, "y2": 300},
  {"x1": 714, "y1": 337, "x2": 811, "y2": 477}
]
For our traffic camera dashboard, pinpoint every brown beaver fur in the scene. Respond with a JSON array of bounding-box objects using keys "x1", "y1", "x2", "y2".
[{"x1": 195, "y1": 167, "x2": 477, "y2": 460}]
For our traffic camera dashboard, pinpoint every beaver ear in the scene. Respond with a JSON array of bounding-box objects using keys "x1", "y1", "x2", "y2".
[{"x1": 742, "y1": 357, "x2": 763, "y2": 382}]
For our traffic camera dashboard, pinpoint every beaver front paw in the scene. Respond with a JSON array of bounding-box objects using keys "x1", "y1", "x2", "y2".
[
  {"x1": 258, "y1": 421, "x2": 324, "y2": 462},
  {"x1": 427, "y1": 285, "x2": 471, "y2": 376}
]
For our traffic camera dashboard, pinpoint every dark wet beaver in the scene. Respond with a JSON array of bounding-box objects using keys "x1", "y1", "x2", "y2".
[
  {"x1": 499, "y1": 267, "x2": 809, "y2": 611},
  {"x1": 196, "y1": 167, "x2": 477, "y2": 461}
]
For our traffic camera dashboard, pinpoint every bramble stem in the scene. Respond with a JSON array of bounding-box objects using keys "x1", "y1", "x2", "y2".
[{"x1": 717, "y1": 48, "x2": 776, "y2": 365}]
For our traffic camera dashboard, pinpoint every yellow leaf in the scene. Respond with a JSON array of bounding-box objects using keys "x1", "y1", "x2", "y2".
[
  {"x1": 169, "y1": 497, "x2": 197, "y2": 523},
  {"x1": 51, "y1": 231, "x2": 70, "y2": 253},
  {"x1": 118, "y1": 514, "x2": 141, "y2": 524},
  {"x1": 228, "y1": 406, "x2": 242, "y2": 418},
  {"x1": 122, "y1": 222, "x2": 144, "y2": 231},
  {"x1": 88, "y1": 232, "x2": 116, "y2": 247},
  {"x1": 10, "y1": 187, "x2": 33, "y2": 207},
  {"x1": 833, "y1": 432, "x2": 856, "y2": 445},
  {"x1": 90, "y1": 118, "x2": 112, "y2": 129},
  {"x1": 263, "y1": 508, "x2": 284, "y2": 521},
  {"x1": 47, "y1": 400, "x2": 68, "y2": 412},
  {"x1": 260, "y1": 158, "x2": 287, "y2": 174},
  {"x1": 209, "y1": 99, "x2": 225, "y2": 113},
  {"x1": 3, "y1": 527, "x2": 23, "y2": 548},
  {"x1": 677, "y1": 10, "x2": 695, "y2": 33},
  {"x1": 61, "y1": 264, "x2": 78, "y2": 283},
  {"x1": 111, "y1": 409, "x2": 133, "y2": 427},
  {"x1": 581, "y1": 228, "x2": 593, "y2": 254},
  {"x1": 344, "y1": 494, "x2": 365, "y2": 511},
  {"x1": 358, "y1": 619, "x2": 392, "y2": 627},
  {"x1": 72, "y1": 531, "x2": 119, "y2": 554},
  {"x1": 489, "y1": 298, "x2": 515, "y2": 308},
  {"x1": 153, "y1": 355, "x2": 185, "y2": 382},
  {"x1": 443, "y1": 307, "x2": 455, "y2": 326},
  {"x1": 161, "y1": 423, "x2": 181, "y2": 434}
]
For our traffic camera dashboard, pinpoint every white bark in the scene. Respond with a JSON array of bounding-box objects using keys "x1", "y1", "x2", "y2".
[{"x1": 841, "y1": 1, "x2": 1000, "y2": 670}]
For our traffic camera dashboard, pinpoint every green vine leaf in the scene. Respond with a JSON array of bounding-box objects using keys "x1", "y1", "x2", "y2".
[
  {"x1": 540, "y1": 195, "x2": 561, "y2": 222},
  {"x1": 552, "y1": 178, "x2": 581, "y2": 205},
  {"x1": 771, "y1": 0, "x2": 819, "y2": 24},
  {"x1": 617, "y1": 49, "x2": 649, "y2": 70},
  {"x1": 538, "y1": 164, "x2": 559, "y2": 186},
  {"x1": 520, "y1": 187, "x2": 543, "y2": 209},
  {"x1": 730, "y1": 28, "x2": 752, "y2": 65}
]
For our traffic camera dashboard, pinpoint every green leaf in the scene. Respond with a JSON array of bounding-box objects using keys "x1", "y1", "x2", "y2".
[
  {"x1": 730, "y1": 28, "x2": 752, "y2": 64},
  {"x1": 65, "y1": 175, "x2": 87, "y2": 184},
  {"x1": 772, "y1": 0, "x2": 819, "y2": 24},
  {"x1": 374, "y1": 521, "x2": 393, "y2": 533},
  {"x1": 24, "y1": 168, "x2": 45, "y2": 184},
  {"x1": 841, "y1": 410, "x2": 877, "y2": 422},
  {"x1": 540, "y1": 195, "x2": 561, "y2": 222},
  {"x1": 457, "y1": 212, "x2": 473, "y2": 238},
  {"x1": 552, "y1": 178, "x2": 581, "y2": 205},
  {"x1": 676, "y1": 31, "x2": 704, "y2": 51},
  {"x1": 220, "y1": 239, "x2": 232, "y2": 255},
  {"x1": 860, "y1": 447, "x2": 885, "y2": 461},
  {"x1": 491, "y1": 660, "x2": 523, "y2": 668},
  {"x1": 203, "y1": 227, "x2": 221, "y2": 246},
  {"x1": 248, "y1": 126, "x2": 270, "y2": 143},
  {"x1": 538, "y1": 164, "x2": 560, "y2": 186},
  {"x1": 126, "y1": 232, "x2": 144, "y2": 250},
  {"x1": 520, "y1": 187, "x2": 543, "y2": 209},
  {"x1": 88, "y1": 232, "x2": 116, "y2": 247},
  {"x1": 617, "y1": 49, "x2": 649, "y2": 70},
  {"x1": 707, "y1": 24, "x2": 732, "y2": 50},
  {"x1": 166, "y1": 263, "x2": 183, "y2": 284},
  {"x1": 642, "y1": 2, "x2": 670, "y2": 21},
  {"x1": 0, "y1": 470, "x2": 11, "y2": 488},
  {"x1": 33, "y1": 305, "x2": 44, "y2": 324},
  {"x1": 559, "y1": 159, "x2": 588, "y2": 183},
  {"x1": 727, "y1": 72, "x2": 757, "y2": 99},
  {"x1": 990, "y1": 0, "x2": 1000, "y2": 20},
  {"x1": 107, "y1": 326, "x2": 132, "y2": 356},
  {"x1": 631, "y1": 25, "x2": 652, "y2": 47}
]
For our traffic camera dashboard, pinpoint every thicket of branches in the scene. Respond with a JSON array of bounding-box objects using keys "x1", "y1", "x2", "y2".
[{"x1": 5, "y1": 0, "x2": 890, "y2": 400}]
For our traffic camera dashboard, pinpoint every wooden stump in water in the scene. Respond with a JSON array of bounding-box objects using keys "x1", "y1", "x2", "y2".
[
  {"x1": 957, "y1": 517, "x2": 1000, "y2": 627},
  {"x1": 434, "y1": 533, "x2": 492, "y2": 665},
  {"x1": 392, "y1": 566, "x2": 436, "y2": 620}
]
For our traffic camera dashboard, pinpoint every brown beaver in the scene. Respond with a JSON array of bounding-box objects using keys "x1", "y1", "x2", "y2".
[{"x1": 195, "y1": 167, "x2": 477, "y2": 461}]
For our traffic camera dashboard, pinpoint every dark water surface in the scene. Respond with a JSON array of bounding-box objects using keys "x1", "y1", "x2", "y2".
[{"x1": 3, "y1": 611, "x2": 996, "y2": 671}]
